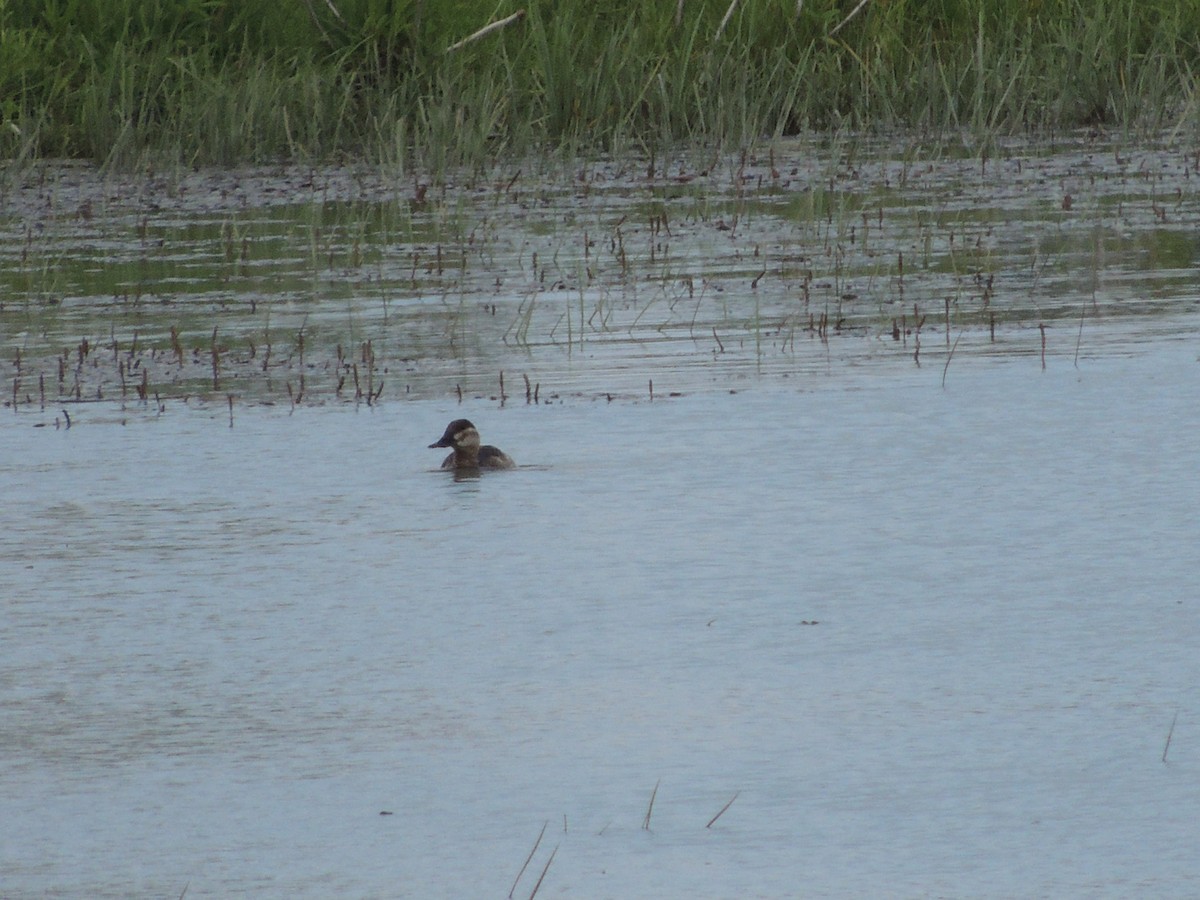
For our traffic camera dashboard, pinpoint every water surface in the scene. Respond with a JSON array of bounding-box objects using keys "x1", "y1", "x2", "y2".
[
  {"x1": 2, "y1": 135, "x2": 1200, "y2": 897},
  {"x1": 3, "y1": 345, "x2": 1199, "y2": 896}
]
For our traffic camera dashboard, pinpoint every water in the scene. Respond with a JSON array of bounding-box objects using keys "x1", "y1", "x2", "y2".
[
  {"x1": 3, "y1": 136, "x2": 1200, "y2": 896},
  {"x1": 3, "y1": 342, "x2": 1199, "y2": 897},
  {"x1": 3, "y1": 135, "x2": 1200, "y2": 407}
]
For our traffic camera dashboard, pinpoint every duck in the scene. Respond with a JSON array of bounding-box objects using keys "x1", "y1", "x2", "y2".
[{"x1": 429, "y1": 419, "x2": 516, "y2": 470}]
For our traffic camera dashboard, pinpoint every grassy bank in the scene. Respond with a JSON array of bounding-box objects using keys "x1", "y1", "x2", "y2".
[{"x1": 2, "y1": 0, "x2": 1199, "y2": 170}]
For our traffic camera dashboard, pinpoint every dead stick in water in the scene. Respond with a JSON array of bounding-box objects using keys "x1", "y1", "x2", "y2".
[
  {"x1": 1074, "y1": 304, "x2": 1085, "y2": 368},
  {"x1": 941, "y1": 333, "x2": 960, "y2": 389},
  {"x1": 527, "y1": 844, "x2": 557, "y2": 900},
  {"x1": 642, "y1": 779, "x2": 660, "y2": 830},
  {"x1": 508, "y1": 821, "x2": 547, "y2": 899},
  {"x1": 706, "y1": 791, "x2": 740, "y2": 829},
  {"x1": 1163, "y1": 711, "x2": 1179, "y2": 763},
  {"x1": 210, "y1": 326, "x2": 220, "y2": 390},
  {"x1": 1039, "y1": 322, "x2": 1047, "y2": 369}
]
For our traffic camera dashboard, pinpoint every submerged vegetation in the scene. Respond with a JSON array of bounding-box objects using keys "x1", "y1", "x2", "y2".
[
  {"x1": 4, "y1": 136, "x2": 1199, "y2": 413},
  {"x1": 2, "y1": 0, "x2": 1200, "y2": 169}
]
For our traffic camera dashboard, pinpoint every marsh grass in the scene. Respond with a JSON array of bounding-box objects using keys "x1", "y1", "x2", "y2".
[
  {"x1": 3, "y1": 0, "x2": 1200, "y2": 172},
  {"x1": 4, "y1": 135, "x2": 1198, "y2": 411}
]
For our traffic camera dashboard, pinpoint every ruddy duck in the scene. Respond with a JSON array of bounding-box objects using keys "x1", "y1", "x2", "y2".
[{"x1": 429, "y1": 419, "x2": 515, "y2": 470}]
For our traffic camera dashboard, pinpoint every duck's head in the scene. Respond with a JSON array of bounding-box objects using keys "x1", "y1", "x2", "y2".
[{"x1": 429, "y1": 419, "x2": 480, "y2": 451}]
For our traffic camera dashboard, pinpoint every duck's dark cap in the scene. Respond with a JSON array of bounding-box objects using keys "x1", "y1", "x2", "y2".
[{"x1": 430, "y1": 419, "x2": 475, "y2": 448}]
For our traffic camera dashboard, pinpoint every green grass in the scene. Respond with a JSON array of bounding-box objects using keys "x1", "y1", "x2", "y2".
[{"x1": 2, "y1": 0, "x2": 1200, "y2": 171}]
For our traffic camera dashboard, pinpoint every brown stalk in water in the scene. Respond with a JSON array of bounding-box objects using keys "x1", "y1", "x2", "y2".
[
  {"x1": 527, "y1": 844, "x2": 557, "y2": 900},
  {"x1": 1163, "y1": 711, "x2": 1178, "y2": 763},
  {"x1": 210, "y1": 326, "x2": 220, "y2": 390},
  {"x1": 942, "y1": 334, "x2": 960, "y2": 388},
  {"x1": 507, "y1": 821, "x2": 547, "y2": 899},
  {"x1": 706, "y1": 791, "x2": 740, "y2": 829},
  {"x1": 1074, "y1": 305, "x2": 1086, "y2": 368},
  {"x1": 642, "y1": 779, "x2": 660, "y2": 830}
]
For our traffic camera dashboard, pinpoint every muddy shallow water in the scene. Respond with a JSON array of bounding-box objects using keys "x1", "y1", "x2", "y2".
[
  {"x1": 3, "y1": 132, "x2": 1199, "y2": 410},
  {"x1": 2, "y1": 135, "x2": 1200, "y2": 896}
]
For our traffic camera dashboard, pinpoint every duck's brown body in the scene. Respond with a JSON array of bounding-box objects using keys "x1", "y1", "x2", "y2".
[{"x1": 429, "y1": 419, "x2": 516, "y2": 470}]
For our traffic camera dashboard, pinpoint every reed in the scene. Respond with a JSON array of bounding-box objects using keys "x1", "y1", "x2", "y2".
[
  {"x1": 942, "y1": 333, "x2": 961, "y2": 388},
  {"x1": 642, "y1": 778, "x2": 660, "y2": 830},
  {"x1": 527, "y1": 844, "x2": 557, "y2": 900},
  {"x1": 705, "y1": 791, "x2": 740, "y2": 829},
  {"x1": 1162, "y1": 711, "x2": 1178, "y2": 763},
  {"x1": 507, "y1": 821, "x2": 546, "y2": 899},
  {"x1": 4, "y1": 0, "x2": 1199, "y2": 169}
]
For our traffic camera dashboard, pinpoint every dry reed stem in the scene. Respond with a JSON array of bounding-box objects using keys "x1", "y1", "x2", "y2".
[
  {"x1": 942, "y1": 334, "x2": 960, "y2": 388},
  {"x1": 710, "y1": 0, "x2": 739, "y2": 40},
  {"x1": 527, "y1": 844, "x2": 557, "y2": 900},
  {"x1": 1074, "y1": 305, "x2": 1086, "y2": 368},
  {"x1": 210, "y1": 326, "x2": 220, "y2": 391},
  {"x1": 830, "y1": 0, "x2": 872, "y2": 36},
  {"x1": 445, "y1": 10, "x2": 527, "y2": 53},
  {"x1": 508, "y1": 821, "x2": 547, "y2": 899},
  {"x1": 706, "y1": 791, "x2": 740, "y2": 829},
  {"x1": 642, "y1": 779, "x2": 660, "y2": 830},
  {"x1": 1163, "y1": 711, "x2": 1178, "y2": 763}
]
